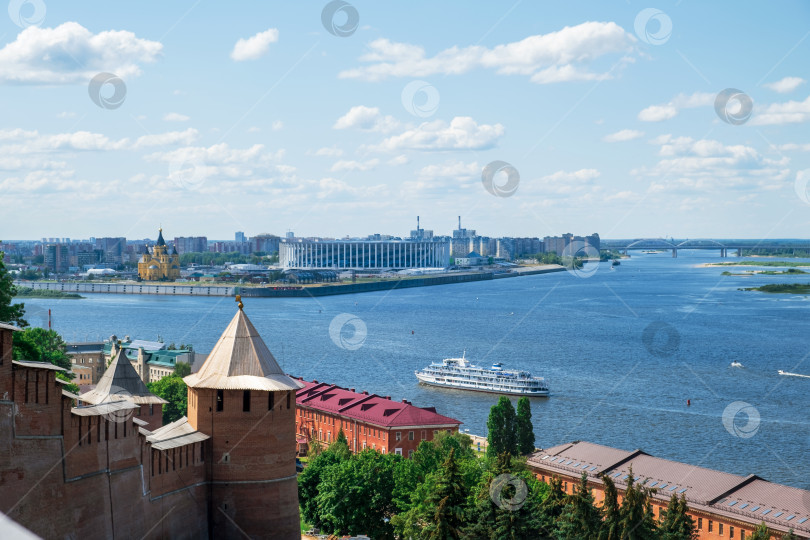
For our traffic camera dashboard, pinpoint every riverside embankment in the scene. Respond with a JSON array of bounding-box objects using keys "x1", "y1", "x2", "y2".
[{"x1": 13, "y1": 265, "x2": 565, "y2": 298}]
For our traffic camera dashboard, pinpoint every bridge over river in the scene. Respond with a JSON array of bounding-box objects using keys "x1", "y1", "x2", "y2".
[{"x1": 600, "y1": 239, "x2": 810, "y2": 258}]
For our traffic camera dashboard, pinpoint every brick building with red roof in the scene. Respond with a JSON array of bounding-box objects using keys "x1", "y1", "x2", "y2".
[
  {"x1": 529, "y1": 440, "x2": 810, "y2": 540},
  {"x1": 294, "y1": 379, "x2": 462, "y2": 457}
]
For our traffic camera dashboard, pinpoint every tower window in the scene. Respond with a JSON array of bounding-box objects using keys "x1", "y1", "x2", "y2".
[
  {"x1": 243, "y1": 390, "x2": 251, "y2": 412},
  {"x1": 287, "y1": 392, "x2": 291, "y2": 409},
  {"x1": 268, "y1": 392, "x2": 275, "y2": 411},
  {"x1": 216, "y1": 389, "x2": 224, "y2": 412}
]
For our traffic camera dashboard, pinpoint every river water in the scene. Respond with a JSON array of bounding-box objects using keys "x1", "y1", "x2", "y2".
[{"x1": 16, "y1": 251, "x2": 810, "y2": 489}]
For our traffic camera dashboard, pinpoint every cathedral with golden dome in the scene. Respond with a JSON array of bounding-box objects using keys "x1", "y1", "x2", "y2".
[{"x1": 138, "y1": 228, "x2": 181, "y2": 281}]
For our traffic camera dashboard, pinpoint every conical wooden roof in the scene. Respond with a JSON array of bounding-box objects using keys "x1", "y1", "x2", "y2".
[
  {"x1": 80, "y1": 348, "x2": 166, "y2": 405},
  {"x1": 183, "y1": 308, "x2": 303, "y2": 392}
]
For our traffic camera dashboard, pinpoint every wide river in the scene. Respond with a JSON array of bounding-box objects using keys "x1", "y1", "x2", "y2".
[{"x1": 16, "y1": 251, "x2": 810, "y2": 489}]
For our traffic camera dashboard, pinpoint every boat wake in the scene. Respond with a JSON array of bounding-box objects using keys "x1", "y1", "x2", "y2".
[{"x1": 778, "y1": 370, "x2": 810, "y2": 379}]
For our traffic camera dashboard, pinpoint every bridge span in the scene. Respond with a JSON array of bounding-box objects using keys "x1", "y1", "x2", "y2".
[{"x1": 600, "y1": 239, "x2": 810, "y2": 258}]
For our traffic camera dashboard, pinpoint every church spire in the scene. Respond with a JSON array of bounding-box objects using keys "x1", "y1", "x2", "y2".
[{"x1": 156, "y1": 227, "x2": 166, "y2": 247}]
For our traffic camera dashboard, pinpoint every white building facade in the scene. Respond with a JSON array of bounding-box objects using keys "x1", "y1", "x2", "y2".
[{"x1": 280, "y1": 239, "x2": 450, "y2": 270}]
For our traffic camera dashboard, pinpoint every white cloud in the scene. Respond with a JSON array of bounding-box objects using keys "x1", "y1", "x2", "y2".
[
  {"x1": 230, "y1": 28, "x2": 279, "y2": 61},
  {"x1": 271, "y1": 120, "x2": 283, "y2": 131},
  {"x1": 778, "y1": 142, "x2": 810, "y2": 152},
  {"x1": 333, "y1": 106, "x2": 400, "y2": 133},
  {"x1": 603, "y1": 129, "x2": 644, "y2": 142},
  {"x1": 375, "y1": 117, "x2": 504, "y2": 152},
  {"x1": 638, "y1": 92, "x2": 714, "y2": 122},
  {"x1": 247, "y1": 126, "x2": 261, "y2": 133},
  {"x1": 0, "y1": 22, "x2": 161, "y2": 84},
  {"x1": 388, "y1": 155, "x2": 408, "y2": 166},
  {"x1": 134, "y1": 129, "x2": 199, "y2": 148},
  {"x1": 330, "y1": 159, "x2": 380, "y2": 172},
  {"x1": 163, "y1": 112, "x2": 190, "y2": 122},
  {"x1": 633, "y1": 135, "x2": 790, "y2": 194},
  {"x1": 313, "y1": 146, "x2": 344, "y2": 157},
  {"x1": 521, "y1": 168, "x2": 601, "y2": 198},
  {"x1": 339, "y1": 21, "x2": 635, "y2": 83},
  {"x1": 751, "y1": 95, "x2": 810, "y2": 125},
  {"x1": 764, "y1": 76, "x2": 805, "y2": 94},
  {"x1": 57, "y1": 111, "x2": 76, "y2": 119},
  {"x1": 417, "y1": 161, "x2": 480, "y2": 180}
]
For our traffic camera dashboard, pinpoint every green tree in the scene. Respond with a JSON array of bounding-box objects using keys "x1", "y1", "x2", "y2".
[
  {"x1": 173, "y1": 362, "x2": 191, "y2": 377},
  {"x1": 599, "y1": 474, "x2": 622, "y2": 540},
  {"x1": 463, "y1": 453, "x2": 548, "y2": 539},
  {"x1": 298, "y1": 436, "x2": 351, "y2": 529},
  {"x1": 515, "y1": 397, "x2": 535, "y2": 455},
  {"x1": 0, "y1": 252, "x2": 27, "y2": 326},
  {"x1": 782, "y1": 530, "x2": 798, "y2": 540},
  {"x1": 533, "y1": 475, "x2": 567, "y2": 537},
  {"x1": 146, "y1": 375, "x2": 187, "y2": 424},
  {"x1": 557, "y1": 472, "x2": 603, "y2": 540},
  {"x1": 421, "y1": 448, "x2": 468, "y2": 539},
  {"x1": 748, "y1": 522, "x2": 771, "y2": 540},
  {"x1": 487, "y1": 396, "x2": 517, "y2": 458},
  {"x1": 618, "y1": 470, "x2": 658, "y2": 540},
  {"x1": 315, "y1": 450, "x2": 399, "y2": 539},
  {"x1": 658, "y1": 493, "x2": 697, "y2": 540},
  {"x1": 12, "y1": 327, "x2": 71, "y2": 369}
]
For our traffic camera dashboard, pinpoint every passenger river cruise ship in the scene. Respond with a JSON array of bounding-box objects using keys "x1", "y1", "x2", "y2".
[{"x1": 415, "y1": 353, "x2": 549, "y2": 396}]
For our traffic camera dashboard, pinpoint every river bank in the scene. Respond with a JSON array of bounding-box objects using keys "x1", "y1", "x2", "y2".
[{"x1": 13, "y1": 265, "x2": 566, "y2": 298}]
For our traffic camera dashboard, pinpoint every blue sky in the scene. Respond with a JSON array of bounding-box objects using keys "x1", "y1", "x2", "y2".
[{"x1": 1, "y1": 1, "x2": 809, "y2": 240}]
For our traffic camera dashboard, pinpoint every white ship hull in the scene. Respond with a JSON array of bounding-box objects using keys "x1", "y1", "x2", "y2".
[{"x1": 415, "y1": 371, "x2": 550, "y2": 396}]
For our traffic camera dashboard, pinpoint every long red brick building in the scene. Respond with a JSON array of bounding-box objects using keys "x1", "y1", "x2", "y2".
[
  {"x1": 0, "y1": 302, "x2": 303, "y2": 539},
  {"x1": 528, "y1": 440, "x2": 810, "y2": 540},
  {"x1": 295, "y1": 379, "x2": 461, "y2": 457}
]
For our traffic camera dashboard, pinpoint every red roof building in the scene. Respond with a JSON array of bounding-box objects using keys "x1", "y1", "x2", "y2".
[{"x1": 294, "y1": 378, "x2": 462, "y2": 457}]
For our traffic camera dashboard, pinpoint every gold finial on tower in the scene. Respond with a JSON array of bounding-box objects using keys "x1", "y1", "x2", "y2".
[{"x1": 236, "y1": 294, "x2": 243, "y2": 310}]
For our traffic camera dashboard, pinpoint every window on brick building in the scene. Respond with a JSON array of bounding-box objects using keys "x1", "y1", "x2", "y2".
[
  {"x1": 741, "y1": 531, "x2": 745, "y2": 540},
  {"x1": 243, "y1": 390, "x2": 251, "y2": 412},
  {"x1": 269, "y1": 392, "x2": 275, "y2": 410},
  {"x1": 708, "y1": 521, "x2": 713, "y2": 532},
  {"x1": 216, "y1": 390, "x2": 224, "y2": 411},
  {"x1": 408, "y1": 431, "x2": 414, "y2": 441},
  {"x1": 395, "y1": 448, "x2": 402, "y2": 456},
  {"x1": 396, "y1": 432, "x2": 401, "y2": 441},
  {"x1": 698, "y1": 518, "x2": 702, "y2": 530},
  {"x1": 719, "y1": 523, "x2": 723, "y2": 535},
  {"x1": 408, "y1": 450, "x2": 414, "y2": 458},
  {"x1": 421, "y1": 430, "x2": 426, "y2": 440},
  {"x1": 730, "y1": 526, "x2": 734, "y2": 538},
  {"x1": 287, "y1": 392, "x2": 291, "y2": 409}
]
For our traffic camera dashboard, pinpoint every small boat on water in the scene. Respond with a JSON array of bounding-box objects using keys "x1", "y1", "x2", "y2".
[
  {"x1": 730, "y1": 361, "x2": 743, "y2": 368},
  {"x1": 415, "y1": 352, "x2": 549, "y2": 396}
]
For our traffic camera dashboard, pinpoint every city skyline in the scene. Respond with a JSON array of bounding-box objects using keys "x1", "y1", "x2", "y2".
[{"x1": 1, "y1": 2, "x2": 809, "y2": 240}]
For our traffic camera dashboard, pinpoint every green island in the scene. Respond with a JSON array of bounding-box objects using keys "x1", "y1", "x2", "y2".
[
  {"x1": 14, "y1": 287, "x2": 84, "y2": 299},
  {"x1": 722, "y1": 268, "x2": 807, "y2": 276},
  {"x1": 740, "y1": 283, "x2": 810, "y2": 294}
]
